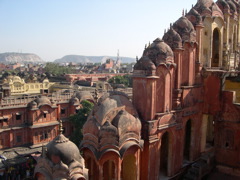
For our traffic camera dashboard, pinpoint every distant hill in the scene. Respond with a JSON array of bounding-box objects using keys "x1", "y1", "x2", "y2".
[
  {"x1": 54, "y1": 55, "x2": 136, "y2": 64},
  {"x1": 0, "y1": 52, "x2": 44, "y2": 64}
]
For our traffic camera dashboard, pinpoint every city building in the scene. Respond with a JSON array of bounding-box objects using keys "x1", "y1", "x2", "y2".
[
  {"x1": 0, "y1": 75, "x2": 55, "y2": 97},
  {"x1": 0, "y1": 90, "x2": 94, "y2": 179},
  {"x1": 65, "y1": 73, "x2": 127, "y2": 85}
]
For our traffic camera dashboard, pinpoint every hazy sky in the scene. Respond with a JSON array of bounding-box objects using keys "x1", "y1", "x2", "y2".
[{"x1": 0, "y1": 0, "x2": 197, "y2": 61}]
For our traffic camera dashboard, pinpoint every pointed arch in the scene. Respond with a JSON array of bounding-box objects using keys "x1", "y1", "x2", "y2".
[
  {"x1": 156, "y1": 65, "x2": 173, "y2": 113},
  {"x1": 103, "y1": 160, "x2": 115, "y2": 180},
  {"x1": 86, "y1": 156, "x2": 98, "y2": 180},
  {"x1": 121, "y1": 143, "x2": 141, "y2": 180},
  {"x1": 212, "y1": 28, "x2": 220, "y2": 67},
  {"x1": 82, "y1": 148, "x2": 99, "y2": 180},
  {"x1": 121, "y1": 154, "x2": 137, "y2": 180},
  {"x1": 183, "y1": 119, "x2": 192, "y2": 161},
  {"x1": 159, "y1": 130, "x2": 174, "y2": 177}
]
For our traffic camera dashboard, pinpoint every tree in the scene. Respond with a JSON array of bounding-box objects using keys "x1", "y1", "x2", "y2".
[
  {"x1": 44, "y1": 62, "x2": 73, "y2": 76},
  {"x1": 108, "y1": 74, "x2": 132, "y2": 87},
  {"x1": 69, "y1": 100, "x2": 94, "y2": 145}
]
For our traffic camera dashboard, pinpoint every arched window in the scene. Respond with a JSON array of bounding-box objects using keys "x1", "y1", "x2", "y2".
[
  {"x1": 121, "y1": 154, "x2": 137, "y2": 180},
  {"x1": 184, "y1": 120, "x2": 192, "y2": 161},
  {"x1": 212, "y1": 28, "x2": 220, "y2": 67},
  {"x1": 103, "y1": 160, "x2": 115, "y2": 180},
  {"x1": 159, "y1": 132, "x2": 172, "y2": 177},
  {"x1": 86, "y1": 157, "x2": 98, "y2": 180}
]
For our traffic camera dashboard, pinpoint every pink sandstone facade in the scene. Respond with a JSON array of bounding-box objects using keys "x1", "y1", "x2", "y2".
[
  {"x1": 77, "y1": 0, "x2": 240, "y2": 179},
  {"x1": 0, "y1": 91, "x2": 94, "y2": 150}
]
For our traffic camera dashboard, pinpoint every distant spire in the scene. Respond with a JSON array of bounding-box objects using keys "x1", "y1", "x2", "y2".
[
  {"x1": 182, "y1": 9, "x2": 184, "y2": 16},
  {"x1": 145, "y1": 44, "x2": 147, "y2": 49},
  {"x1": 117, "y1": 49, "x2": 119, "y2": 61},
  {"x1": 148, "y1": 41, "x2": 151, "y2": 47},
  {"x1": 164, "y1": 29, "x2": 166, "y2": 33},
  {"x1": 136, "y1": 56, "x2": 138, "y2": 62},
  {"x1": 185, "y1": 9, "x2": 187, "y2": 15},
  {"x1": 170, "y1": 23, "x2": 172, "y2": 28}
]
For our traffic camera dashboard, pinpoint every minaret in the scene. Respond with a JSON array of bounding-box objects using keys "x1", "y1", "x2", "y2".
[
  {"x1": 117, "y1": 49, "x2": 119, "y2": 61},
  {"x1": 116, "y1": 49, "x2": 121, "y2": 67}
]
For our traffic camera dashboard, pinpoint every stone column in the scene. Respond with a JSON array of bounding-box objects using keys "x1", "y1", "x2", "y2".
[
  {"x1": 195, "y1": 24, "x2": 204, "y2": 63},
  {"x1": 173, "y1": 48, "x2": 183, "y2": 109}
]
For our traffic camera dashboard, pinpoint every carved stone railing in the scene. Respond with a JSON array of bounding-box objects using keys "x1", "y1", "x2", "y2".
[
  {"x1": 0, "y1": 91, "x2": 75, "y2": 108},
  {"x1": 0, "y1": 88, "x2": 133, "y2": 108}
]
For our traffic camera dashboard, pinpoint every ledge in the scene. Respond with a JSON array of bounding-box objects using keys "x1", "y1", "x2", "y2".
[
  {"x1": 29, "y1": 121, "x2": 59, "y2": 129},
  {"x1": 181, "y1": 84, "x2": 202, "y2": 89}
]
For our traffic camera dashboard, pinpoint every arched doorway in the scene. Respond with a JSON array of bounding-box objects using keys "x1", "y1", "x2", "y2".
[
  {"x1": 103, "y1": 160, "x2": 115, "y2": 180},
  {"x1": 160, "y1": 132, "x2": 170, "y2": 177},
  {"x1": 184, "y1": 120, "x2": 191, "y2": 161},
  {"x1": 211, "y1": 28, "x2": 220, "y2": 67},
  {"x1": 121, "y1": 154, "x2": 137, "y2": 180},
  {"x1": 85, "y1": 157, "x2": 98, "y2": 180}
]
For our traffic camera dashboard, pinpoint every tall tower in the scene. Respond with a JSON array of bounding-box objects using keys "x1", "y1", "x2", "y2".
[{"x1": 116, "y1": 49, "x2": 121, "y2": 68}]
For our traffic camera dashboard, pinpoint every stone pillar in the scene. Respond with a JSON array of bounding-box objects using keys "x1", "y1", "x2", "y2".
[
  {"x1": 132, "y1": 75, "x2": 158, "y2": 121},
  {"x1": 174, "y1": 48, "x2": 183, "y2": 89},
  {"x1": 224, "y1": 11, "x2": 230, "y2": 69},
  {"x1": 117, "y1": 160, "x2": 121, "y2": 180},
  {"x1": 195, "y1": 24, "x2": 204, "y2": 63},
  {"x1": 173, "y1": 48, "x2": 183, "y2": 109},
  {"x1": 188, "y1": 46, "x2": 195, "y2": 86},
  {"x1": 99, "y1": 165, "x2": 103, "y2": 180}
]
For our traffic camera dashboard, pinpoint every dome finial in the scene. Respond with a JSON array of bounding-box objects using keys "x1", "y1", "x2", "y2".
[{"x1": 59, "y1": 120, "x2": 63, "y2": 134}]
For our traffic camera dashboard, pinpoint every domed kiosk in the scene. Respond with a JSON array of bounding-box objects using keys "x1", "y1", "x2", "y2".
[
  {"x1": 80, "y1": 91, "x2": 143, "y2": 180},
  {"x1": 34, "y1": 121, "x2": 88, "y2": 180}
]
